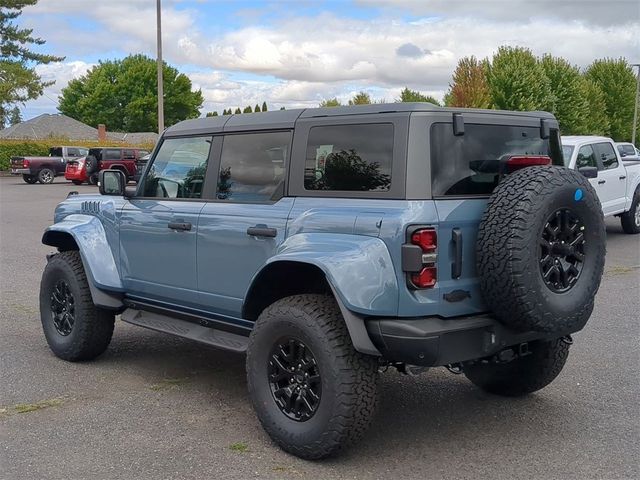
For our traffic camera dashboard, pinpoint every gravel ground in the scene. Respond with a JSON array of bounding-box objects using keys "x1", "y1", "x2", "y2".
[{"x1": 1, "y1": 176, "x2": 639, "y2": 480}]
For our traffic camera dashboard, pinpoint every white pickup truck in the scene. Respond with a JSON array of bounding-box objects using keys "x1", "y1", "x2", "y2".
[{"x1": 562, "y1": 136, "x2": 640, "y2": 234}]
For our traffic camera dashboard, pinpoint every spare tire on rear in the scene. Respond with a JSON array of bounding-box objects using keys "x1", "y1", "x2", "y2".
[
  {"x1": 477, "y1": 166, "x2": 605, "y2": 333},
  {"x1": 85, "y1": 155, "x2": 98, "y2": 174}
]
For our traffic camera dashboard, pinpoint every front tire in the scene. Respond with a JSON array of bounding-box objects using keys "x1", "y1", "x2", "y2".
[
  {"x1": 246, "y1": 295, "x2": 379, "y2": 460},
  {"x1": 463, "y1": 338, "x2": 570, "y2": 397},
  {"x1": 38, "y1": 168, "x2": 55, "y2": 184},
  {"x1": 620, "y1": 189, "x2": 640, "y2": 234},
  {"x1": 39, "y1": 251, "x2": 115, "y2": 361}
]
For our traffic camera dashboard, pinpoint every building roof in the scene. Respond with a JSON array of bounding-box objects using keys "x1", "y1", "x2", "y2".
[{"x1": 0, "y1": 113, "x2": 158, "y2": 144}]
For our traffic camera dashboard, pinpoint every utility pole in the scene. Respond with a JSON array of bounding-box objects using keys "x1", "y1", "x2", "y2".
[
  {"x1": 156, "y1": 0, "x2": 164, "y2": 133},
  {"x1": 632, "y1": 63, "x2": 639, "y2": 146}
]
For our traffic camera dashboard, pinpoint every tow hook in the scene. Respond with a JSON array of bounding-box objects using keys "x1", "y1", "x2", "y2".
[{"x1": 561, "y1": 335, "x2": 573, "y2": 346}]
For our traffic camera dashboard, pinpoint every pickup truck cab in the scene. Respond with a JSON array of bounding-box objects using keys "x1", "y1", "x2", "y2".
[
  {"x1": 40, "y1": 104, "x2": 606, "y2": 459},
  {"x1": 10, "y1": 146, "x2": 88, "y2": 184},
  {"x1": 562, "y1": 136, "x2": 640, "y2": 233},
  {"x1": 65, "y1": 147, "x2": 149, "y2": 185},
  {"x1": 615, "y1": 142, "x2": 640, "y2": 162}
]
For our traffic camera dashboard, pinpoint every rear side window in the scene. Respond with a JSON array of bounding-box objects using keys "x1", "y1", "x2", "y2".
[
  {"x1": 304, "y1": 124, "x2": 393, "y2": 191},
  {"x1": 216, "y1": 131, "x2": 291, "y2": 203},
  {"x1": 103, "y1": 149, "x2": 121, "y2": 160},
  {"x1": 143, "y1": 136, "x2": 211, "y2": 199},
  {"x1": 576, "y1": 145, "x2": 597, "y2": 168},
  {"x1": 594, "y1": 142, "x2": 618, "y2": 170},
  {"x1": 430, "y1": 123, "x2": 559, "y2": 196},
  {"x1": 122, "y1": 149, "x2": 136, "y2": 159}
]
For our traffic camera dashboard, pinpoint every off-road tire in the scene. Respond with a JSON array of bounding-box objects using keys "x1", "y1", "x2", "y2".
[
  {"x1": 246, "y1": 294, "x2": 379, "y2": 460},
  {"x1": 88, "y1": 173, "x2": 99, "y2": 185},
  {"x1": 85, "y1": 155, "x2": 98, "y2": 174},
  {"x1": 37, "y1": 168, "x2": 55, "y2": 184},
  {"x1": 463, "y1": 338, "x2": 570, "y2": 396},
  {"x1": 72, "y1": 180, "x2": 83, "y2": 186},
  {"x1": 22, "y1": 174, "x2": 38, "y2": 184},
  {"x1": 620, "y1": 188, "x2": 640, "y2": 234},
  {"x1": 39, "y1": 251, "x2": 115, "y2": 361},
  {"x1": 477, "y1": 166, "x2": 606, "y2": 333}
]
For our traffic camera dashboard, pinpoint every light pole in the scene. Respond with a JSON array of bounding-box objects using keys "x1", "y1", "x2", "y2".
[
  {"x1": 156, "y1": 0, "x2": 164, "y2": 133},
  {"x1": 632, "y1": 63, "x2": 640, "y2": 146}
]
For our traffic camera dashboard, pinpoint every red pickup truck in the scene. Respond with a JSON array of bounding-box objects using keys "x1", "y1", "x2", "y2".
[
  {"x1": 65, "y1": 147, "x2": 149, "y2": 185},
  {"x1": 11, "y1": 146, "x2": 88, "y2": 184}
]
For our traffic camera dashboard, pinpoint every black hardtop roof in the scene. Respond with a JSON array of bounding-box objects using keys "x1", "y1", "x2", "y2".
[{"x1": 164, "y1": 102, "x2": 556, "y2": 137}]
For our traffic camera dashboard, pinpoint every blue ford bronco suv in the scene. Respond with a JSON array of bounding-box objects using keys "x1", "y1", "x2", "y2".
[{"x1": 39, "y1": 103, "x2": 606, "y2": 459}]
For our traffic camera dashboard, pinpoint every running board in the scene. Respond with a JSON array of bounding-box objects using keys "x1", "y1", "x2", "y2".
[{"x1": 121, "y1": 309, "x2": 249, "y2": 353}]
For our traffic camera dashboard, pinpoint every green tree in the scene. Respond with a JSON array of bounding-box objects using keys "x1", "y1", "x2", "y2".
[
  {"x1": 348, "y1": 91, "x2": 371, "y2": 105},
  {"x1": 206, "y1": 111, "x2": 218, "y2": 117},
  {"x1": 0, "y1": 0, "x2": 64, "y2": 123},
  {"x1": 397, "y1": 87, "x2": 440, "y2": 105},
  {"x1": 262, "y1": 101, "x2": 268, "y2": 112},
  {"x1": 319, "y1": 97, "x2": 341, "y2": 107},
  {"x1": 58, "y1": 54, "x2": 203, "y2": 132},
  {"x1": 243, "y1": 105, "x2": 252, "y2": 113},
  {"x1": 254, "y1": 103, "x2": 261, "y2": 112},
  {"x1": 585, "y1": 58, "x2": 636, "y2": 141},
  {"x1": 446, "y1": 56, "x2": 491, "y2": 108},
  {"x1": 234, "y1": 107, "x2": 242, "y2": 114},
  {"x1": 579, "y1": 78, "x2": 610, "y2": 136},
  {"x1": 540, "y1": 55, "x2": 590, "y2": 134},
  {"x1": 279, "y1": 106, "x2": 285, "y2": 110},
  {"x1": 8, "y1": 105, "x2": 21, "y2": 125},
  {"x1": 486, "y1": 46, "x2": 553, "y2": 111}
]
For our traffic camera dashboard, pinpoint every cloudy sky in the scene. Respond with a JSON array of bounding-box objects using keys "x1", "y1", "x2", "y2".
[{"x1": 16, "y1": 0, "x2": 640, "y2": 121}]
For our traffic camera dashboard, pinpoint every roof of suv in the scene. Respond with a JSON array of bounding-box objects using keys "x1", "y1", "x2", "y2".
[{"x1": 165, "y1": 102, "x2": 556, "y2": 137}]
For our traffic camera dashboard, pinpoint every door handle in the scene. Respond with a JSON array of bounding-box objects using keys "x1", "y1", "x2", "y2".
[
  {"x1": 247, "y1": 225, "x2": 277, "y2": 238},
  {"x1": 619, "y1": 175, "x2": 626, "y2": 180},
  {"x1": 451, "y1": 228, "x2": 463, "y2": 279},
  {"x1": 168, "y1": 222, "x2": 192, "y2": 231},
  {"x1": 597, "y1": 180, "x2": 606, "y2": 184}
]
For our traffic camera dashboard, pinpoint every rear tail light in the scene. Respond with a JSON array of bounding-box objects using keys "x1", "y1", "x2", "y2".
[
  {"x1": 22, "y1": 159, "x2": 29, "y2": 168},
  {"x1": 506, "y1": 155, "x2": 551, "y2": 173},
  {"x1": 404, "y1": 227, "x2": 437, "y2": 289}
]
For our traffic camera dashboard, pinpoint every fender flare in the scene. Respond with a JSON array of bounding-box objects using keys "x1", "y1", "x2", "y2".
[{"x1": 42, "y1": 214, "x2": 124, "y2": 310}]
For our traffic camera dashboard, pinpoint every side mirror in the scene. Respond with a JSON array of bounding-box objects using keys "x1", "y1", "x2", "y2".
[
  {"x1": 578, "y1": 166, "x2": 598, "y2": 179},
  {"x1": 98, "y1": 169, "x2": 125, "y2": 196}
]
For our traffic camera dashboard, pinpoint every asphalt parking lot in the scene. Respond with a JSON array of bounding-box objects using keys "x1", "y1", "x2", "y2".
[{"x1": 1, "y1": 175, "x2": 638, "y2": 480}]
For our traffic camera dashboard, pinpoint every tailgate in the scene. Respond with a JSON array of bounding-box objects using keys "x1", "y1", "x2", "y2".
[{"x1": 10, "y1": 156, "x2": 25, "y2": 167}]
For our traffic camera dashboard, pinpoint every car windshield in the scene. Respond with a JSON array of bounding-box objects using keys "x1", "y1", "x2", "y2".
[{"x1": 562, "y1": 145, "x2": 574, "y2": 165}]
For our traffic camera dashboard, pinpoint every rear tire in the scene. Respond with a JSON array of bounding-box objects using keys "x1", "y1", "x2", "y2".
[
  {"x1": 620, "y1": 189, "x2": 640, "y2": 234},
  {"x1": 246, "y1": 294, "x2": 379, "y2": 460},
  {"x1": 88, "y1": 173, "x2": 99, "y2": 185},
  {"x1": 39, "y1": 251, "x2": 114, "y2": 361},
  {"x1": 37, "y1": 168, "x2": 55, "y2": 184},
  {"x1": 464, "y1": 338, "x2": 570, "y2": 397},
  {"x1": 22, "y1": 174, "x2": 38, "y2": 184},
  {"x1": 72, "y1": 180, "x2": 83, "y2": 186}
]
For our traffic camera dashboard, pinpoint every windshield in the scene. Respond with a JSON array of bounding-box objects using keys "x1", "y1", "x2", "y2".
[{"x1": 562, "y1": 145, "x2": 574, "y2": 165}]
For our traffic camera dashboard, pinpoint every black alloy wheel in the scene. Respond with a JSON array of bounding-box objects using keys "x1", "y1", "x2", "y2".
[
  {"x1": 50, "y1": 279, "x2": 75, "y2": 336},
  {"x1": 539, "y1": 208, "x2": 586, "y2": 293},
  {"x1": 268, "y1": 337, "x2": 322, "y2": 422}
]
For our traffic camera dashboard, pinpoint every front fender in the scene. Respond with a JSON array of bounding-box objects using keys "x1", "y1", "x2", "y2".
[
  {"x1": 42, "y1": 214, "x2": 123, "y2": 293},
  {"x1": 267, "y1": 233, "x2": 398, "y2": 316}
]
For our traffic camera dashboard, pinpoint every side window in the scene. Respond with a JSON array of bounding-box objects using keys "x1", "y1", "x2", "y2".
[
  {"x1": 576, "y1": 145, "x2": 597, "y2": 169},
  {"x1": 304, "y1": 124, "x2": 393, "y2": 191},
  {"x1": 594, "y1": 142, "x2": 618, "y2": 170},
  {"x1": 122, "y1": 149, "x2": 136, "y2": 159},
  {"x1": 143, "y1": 136, "x2": 211, "y2": 199},
  {"x1": 216, "y1": 131, "x2": 291, "y2": 202},
  {"x1": 622, "y1": 145, "x2": 635, "y2": 156},
  {"x1": 79, "y1": 148, "x2": 89, "y2": 157},
  {"x1": 66, "y1": 148, "x2": 79, "y2": 157},
  {"x1": 103, "y1": 149, "x2": 121, "y2": 160}
]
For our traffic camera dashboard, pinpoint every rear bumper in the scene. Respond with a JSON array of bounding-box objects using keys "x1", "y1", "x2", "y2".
[
  {"x1": 366, "y1": 314, "x2": 564, "y2": 367},
  {"x1": 10, "y1": 168, "x2": 31, "y2": 175},
  {"x1": 65, "y1": 168, "x2": 87, "y2": 181}
]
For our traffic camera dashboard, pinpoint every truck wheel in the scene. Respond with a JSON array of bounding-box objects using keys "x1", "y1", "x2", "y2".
[
  {"x1": 22, "y1": 174, "x2": 38, "y2": 184},
  {"x1": 620, "y1": 188, "x2": 640, "y2": 234},
  {"x1": 477, "y1": 166, "x2": 606, "y2": 333},
  {"x1": 39, "y1": 251, "x2": 114, "y2": 361},
  {"x1": 88, "y1": 173, "x2": 99, "y2": 185},
  {"x1": 246, "y1": 294, "x2": 379, "y2": 460},
  {"x1": 72, "y1": 180, "x2": 84, "y2": 186},
  {"x1": 37, "y1": 168, "x2": 55, "y2": 184},
  {"x1": 463, "y1": 338, "x2": 570, "y2": 396}
]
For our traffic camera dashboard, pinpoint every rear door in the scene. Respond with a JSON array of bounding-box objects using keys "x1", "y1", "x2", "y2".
[
  {"x1": 593, "y1": 142, "x2": 626, "y2": 215},
  {"x1": 197, "y1": 130, "x2": 294, "y2": 319},
  {"x1": 119, "y1": 135, "x2": 214, "y2": 307},
  {"x1": 430, "y1": 117, "x2": 562, "y2": 317}
]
